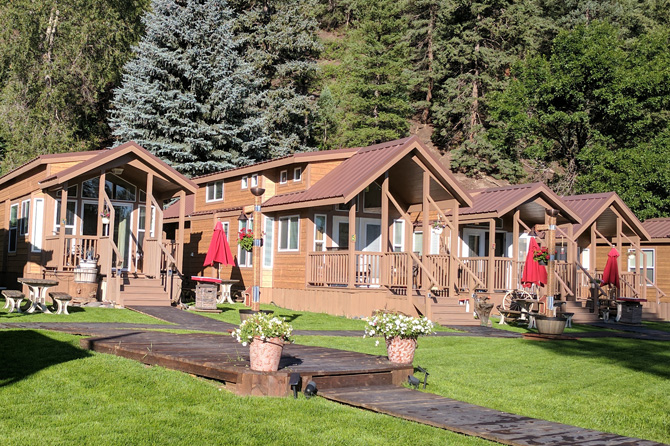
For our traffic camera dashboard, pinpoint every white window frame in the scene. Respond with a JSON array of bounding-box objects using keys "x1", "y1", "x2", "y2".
[
  {"x1": 628, "y1": 248, "x2": 655, "y2": 285},
  {"x1": 8, "y1": 203, "x2": 18, "y2": 253},
  {"x1": 54, "y1": 200, "x2": 77, "y2": 236},
  {"x1": 31, "y1": 198, "x2": 45, "y2": 252},
  {"x1": 238, "y1": 218, "x2": 253, "y2": 267},
  {"x1": 206, "y1": 180, "x2": 224, "y2": 202},
  {"x1": 279, "y1": 170, "x2": 288, "y2": 184},
  {"x1": 314, "y1": 214, "x2": 327, "y2": 252},
  {"x1": 251, "y1": 174, "x2": 258, "y2": 188},
  {"x1": 263, "y1": 217, "x2": 274, "y2": 268},
  {"x1": 278, "y1": 215, "x2": 300, "y2": 251},
  {"x1": 241, "y1": 176, "x2": 248, "y2": 190},
  {"x1": 392, "y1": 220, "x2": 405, "y2": 252},
  {"x1": 20, "y1": 199, "x2": 30, "y2": 236},
  {"x1": 293, "y1": 167, "x2": 302, "y2": 182},
  {"x1": 413, "y1": 231, "x2": 423, "y2": 256}
]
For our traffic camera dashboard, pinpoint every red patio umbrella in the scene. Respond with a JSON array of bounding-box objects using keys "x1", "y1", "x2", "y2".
[
  {"x1": 601, "y1": 247, "x2": 620, "y2": 289},
  {"x1": 203, "y1": 221, "x2": 234, "y2": 276},
  {"x1": 521, "y1": 237, "x2": 547, "y2": 288}
]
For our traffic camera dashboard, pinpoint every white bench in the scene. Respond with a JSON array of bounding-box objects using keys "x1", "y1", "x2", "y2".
[
  {"x1": 48, "y1": 292, "x2": 72, "y2": 315},
  {"x1": 2, "y1": 290, "x2": 25, "y2": 313}
]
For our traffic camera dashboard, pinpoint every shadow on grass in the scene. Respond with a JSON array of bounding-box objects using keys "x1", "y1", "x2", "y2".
[
  {"x1": 280, "y1": 313, "x2": 302, "y2": 323},
  {"x1": 530, "y1": 337, "x2": 670, "y2": 379},
  {"x1": 0, "y1": 330, "x2": 91, "y2": 388}
]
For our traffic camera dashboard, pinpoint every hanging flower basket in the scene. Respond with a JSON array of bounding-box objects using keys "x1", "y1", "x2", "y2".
[
  {"x1": 238, "y1": 228, "x2": 254, "y2": 252},
  {"x1": 533, "y1": 247, "x2": 550, "y2": 265},
  {"x1": 432, "y1": 221, "x2": 444, "y2": 235},
  {"x1": 101, "y1": 217, "x2": 110, "y2": 225},
  {"x1": 100, "y1": 207, "x2": 111, "y2": 225}
]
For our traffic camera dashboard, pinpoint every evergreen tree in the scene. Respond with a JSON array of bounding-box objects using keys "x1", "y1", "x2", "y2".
[
  {"x1": 329, "y1": 0, "x2": 412, "y2": 147},
  {"x1": 0, "y1": 0, "x2": 148, "y2": 174},
  {"x1": 229, "y1": 0, "x2": 322, "y2": 158},
  {"x1": 109, "y1": 0, "x2": 263, "y2": 176}
]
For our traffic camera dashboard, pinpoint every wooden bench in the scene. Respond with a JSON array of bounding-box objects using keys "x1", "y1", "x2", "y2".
[
  {"x1": 48, "y1": 292, "x2": 72, "y2": 315},
  {"x1": 2, "y1": 290, "x2": 25, "y2": 314},
  {"x1": 496, "y1": 305, "x2": 521, "y2": 324}
]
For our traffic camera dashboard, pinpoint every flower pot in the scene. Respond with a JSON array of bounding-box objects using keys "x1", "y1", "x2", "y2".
[
  {"x1": 432, "y1": 227, "x2": 443, "y2": 235},
  {"x1": 537, "y1": 259, "x2": 547, "y2": 266},
  {"x1": 101, "y1": 217, "x2": 110, "y2": 225},
  {"x1": 249, "y1": 336, "x2": 284, "y2": 371},
  {"x1": 385, "y1": 337, "x2": 417, "y2": 364},
  {"x1": 535, "y1": 315, "x2": 567, "y2": 335}
]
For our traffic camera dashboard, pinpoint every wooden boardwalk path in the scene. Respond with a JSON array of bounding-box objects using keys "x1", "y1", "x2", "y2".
[
  {"x1": 321, "y1": 385, "x2": 668, "y2": 446},
  {"x1": 81, "y1": 330, "x2": 412, "y2": 397}
]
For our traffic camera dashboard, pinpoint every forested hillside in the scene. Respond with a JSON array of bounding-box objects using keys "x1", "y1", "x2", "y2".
[{"x1": 1, "y1": 0, "x2": 669, "y2": 218}]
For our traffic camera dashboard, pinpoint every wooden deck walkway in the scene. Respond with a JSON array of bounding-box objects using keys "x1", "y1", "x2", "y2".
[
  {"x1": 81, "y1": 330, "x2": 412, "y2": 397},
  {"x1": 321, "y1": 386, "x2": 668, "y2": 446}
]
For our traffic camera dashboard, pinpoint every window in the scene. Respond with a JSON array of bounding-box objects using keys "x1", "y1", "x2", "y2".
[
  {"x1": 20, "y1": 200, "x2": 30, "y2": 235},
  {"x1": 628, "y1": 249, "x2": 655, "y2": 284},
  {"x1": 54, "y1": 200, "x2": 77, "y2": 235},
  {"x1": 293, "y1": 167, "x2": 302, "y2": 182},
  {"x1": 82, "y1": 175, "x2": 135, "y2": 201},
  {"x1": 263, "y1": 217, "x2": 274, "y2": 268},
  {"x1": 337, "y1": 196, "x2": 357, "y2": 212},
  {"x1": 393, "y1": 220, "x2": 404, "y2": 252},
  {"x1": 8, "y1": 204, "x2": 18, "y2": 253},
  {"x1": 221, "y1": 221, "x2": 229, "y2": 239},
  {"x1": 251, "y1": 174, "x2": 258, "y2": 188},
  {"x1": 206, "y1": 180, "x2": 224, "y2": 202},
  {"x1": 241, "y1": 176, "x2": 248, "y2": 189},
  {"x1": 279, "y1": 170, "x2": 288, "y2": 184},
  {"x1": 363, "y1": 182, "x2": 382, "y2": 213},
  {"x1": 238, "y1": 218, "x2": 253, "y2": 267},
  {"x1": 279, "y1": 215, "x2": 299, "y2": 251},
  {"x1": 32, "y1": 198, "x2": 44, "y2": 252},
  {"x1": 56, "y1": 184, "x2": 78, "y2": 198},
  {"x1": 314, "y1": 214, "x2": 326, "y2": 251},
  {"x1": 413, "y1": 231, "x2": 423, "y2": 256}
]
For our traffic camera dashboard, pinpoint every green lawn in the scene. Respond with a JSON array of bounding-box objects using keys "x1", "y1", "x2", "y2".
[
  {"x1": 296, "y1": 335, "x2": 670, "y2": 444},
  {"x1": 643, "y1": 320, "x2": 670, "y2": 332},
  {"x1": 0, "y1": 300, "x2": 169, "y2": 325},
  {"x1": 0, "y1": 329, "x2": 491, "y2": 446},
  {"x1": 196, "y1": 302, "x2": 459, "y2": 332}
]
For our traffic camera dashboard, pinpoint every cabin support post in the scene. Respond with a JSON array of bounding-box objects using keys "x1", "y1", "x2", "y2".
[
  {"x1": 381, "y1": 173, "x2": 390, "y2": 285},
  {"x1": 487, "y1": 218, "x2": 495, "y2": 293},
  {"x1": 421, "y1": 172, "x2": 430, "y2": 292},
  {"x1": 449, "y1": 199, "x2": 459, "y2": 297},
  {"x1": 177, "y1": 190, "x2": 186, "y2": 275},
  {"x1": 567, "y1": 224, "x2": 576, "y2": 300},
  {"x1": 97, "y1": 171, "x2": 106, "y2": 238},
  {"x1": 348, "y1": 198, "x2": 356, "y2": 288},
  {"x1": 512, "y1": 210, "x2": 520, "y2": 290},
  {"x1": 57, "y1": 183, "x2": 68, "y2": 270},
  {"x1": 589, "y1": 224, "x2": 597, "y2": 275},
  {"x1": 405, "y1": 206, "x2": 413, "y2": 294}
]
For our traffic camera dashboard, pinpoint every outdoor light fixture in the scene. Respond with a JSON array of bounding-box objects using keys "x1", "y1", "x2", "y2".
[
  {"x1": 304, "y1": 381, "x2": 317, "y2": 399},
  {"x1": 289, "y1": 373, "x2": 301, "y2": 399},
  {"x1": 237, "y1": 211, "x2": 248, "y2": 222},
  {"x1": 408, "y1": 375, "x2": 420, "y2": 389},
  {"x1": 111, "y1": 167, "x2": 124, "y2": 175},
  {"x1": 416, "y1": 366, "x2": 430, "y2": 389}
]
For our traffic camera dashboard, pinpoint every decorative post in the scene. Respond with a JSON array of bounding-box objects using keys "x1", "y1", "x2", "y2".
[
  {"x1": 545, "y1": 209, "x2": 560, "y2": 315},
  {"x1": 250, "y1": 186, "x2": 265, "y2": 312}
]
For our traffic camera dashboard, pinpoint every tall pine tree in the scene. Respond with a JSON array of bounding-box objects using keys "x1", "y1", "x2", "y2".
[{"x1": 109, "y1": 0, "x2": 263, "y2": 176}]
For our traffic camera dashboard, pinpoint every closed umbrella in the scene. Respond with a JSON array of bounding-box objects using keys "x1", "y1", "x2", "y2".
[
  {"x1": 203, "y1": 221, "x2": 234, "y2": 277},
  {"x1": 601, "y1": 247, "x2": 620, "y2": 289},
  {"x1": 521, "y1": 237, "x2": 547, "y2": 288}
]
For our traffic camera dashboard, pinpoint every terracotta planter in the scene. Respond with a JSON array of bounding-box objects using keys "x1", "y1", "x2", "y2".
[
  {"x1": 385, "y1": 337, "x2": 417, "y2": 364},
  {"x1": 249, "y1": 336, "x2": 284, "y2": 372}
]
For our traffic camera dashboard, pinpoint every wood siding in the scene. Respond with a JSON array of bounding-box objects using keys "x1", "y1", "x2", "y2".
[{"x1": 309, "y1": 160, "x2": 344, "y2": 186}]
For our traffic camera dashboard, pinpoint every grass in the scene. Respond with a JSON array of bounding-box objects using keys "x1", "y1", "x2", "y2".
[
  {"x1": 0, "y1": 329, "x2": 492, "y2": 446},
  {"x1": 295, "y1": 335, "x2": 670, "y2": 444},
  {"x1": 193, "y1": 302, "x2": 459, "y2": 332},
  {"x1": 0, "y1": 300, "x2": 169, "y2": 325},
  {"x1": 643, "y1": 320, "x2": 670, "y2": 332}
]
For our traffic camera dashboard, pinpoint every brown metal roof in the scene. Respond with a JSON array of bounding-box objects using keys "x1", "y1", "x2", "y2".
[
  {"x1": 460, "y1": 182, "x2": 580, "y2": 223},
  {"x1": 163, "y1": 194, "x2": 195, "y2": 219},
  {"x1": 641, "y1": 217, "x2": 670, "y2": 239},
  {"x1": 39, "y1": 141, "x2": 198, "y2": 194},
  {"x1": 562, "y1": 192, "x2": 650, "y2": 240},
  {"x1": 191, "y1": 146, "x2": 359, "y2": 183},
  {"x1": 262, "y1": 137, "x2": 472, "y2": 210},
  {"x1": 0, "y1": 151, "x2": 104, "y2": 187}
]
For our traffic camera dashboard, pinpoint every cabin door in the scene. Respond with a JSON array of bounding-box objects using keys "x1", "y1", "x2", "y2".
[{"x1": 112, "y1": 204, "x2": 133, "y2": 270}]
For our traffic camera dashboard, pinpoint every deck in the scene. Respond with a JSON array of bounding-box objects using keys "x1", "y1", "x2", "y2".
[{"x1": 80, "y1": 331, "x2": 412, "y2": 397}]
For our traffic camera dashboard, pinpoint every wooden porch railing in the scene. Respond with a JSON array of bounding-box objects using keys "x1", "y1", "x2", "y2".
[{"x1": 44, "y1": 235, "x2": 99, "y2": 270}]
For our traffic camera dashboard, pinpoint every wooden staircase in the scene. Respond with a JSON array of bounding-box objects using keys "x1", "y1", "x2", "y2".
[
  {"x1": 118, "y1": 276, "x2": 171, "y2": 307},
  {"x1": 413, "y1": 294, "x2": 480, "y2": 326},
  {"x1": 562, "y1": 301, "x2": 599, "y2": 324}
]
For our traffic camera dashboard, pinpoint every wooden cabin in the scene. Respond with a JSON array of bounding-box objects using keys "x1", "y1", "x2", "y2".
[
  {"x1": 0, "y1": 142, "x2": 196, "y2": 306},
  {"x1": 169, "y1": 136, "x2": 483, "y2": 323}
]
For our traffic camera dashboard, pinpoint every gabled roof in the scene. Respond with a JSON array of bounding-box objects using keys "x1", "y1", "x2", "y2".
[
  {"x1": 562, "y1": 192, "x2": 650, "y2": 240},
  {"x1": 262, "y1": 136, "x2": 472, "y2": 210},
  {"x1": 641, "y1": 217, "x2": 670, "y2": 239},
  {"x1": 0, "y1": 151, "x2": 104, "y2": 187},
  {"x1": 461, "y1": 182, "x2": 581, "y2": 224},
  {"x1": 163, "y1": 194, "x2": 195, "y2": 220},
  {"x1": 38, "y1": 141, "x2": 197, "y2": 194},
  {"x1": 192, "y1": 146, "x2": 359, "y2": 184}
]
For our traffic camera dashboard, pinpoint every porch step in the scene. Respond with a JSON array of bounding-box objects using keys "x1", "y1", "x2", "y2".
[
  {"x1": 562, "y1": 301, "x2": 599, "y2": 324},
  {"x1": 428, "y1": 299, "x2": 481, "y2": 327},
  {"x1": 118, "y1": 277, "x2": 170, "y2": 307}
]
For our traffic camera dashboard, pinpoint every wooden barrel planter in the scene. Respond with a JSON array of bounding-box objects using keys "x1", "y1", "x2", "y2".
[
  {"x1": 534, "y1": 315, "x2": 567, "y2": 335},
  {"x1": 239, "y1": 309, "x2": 274, "y2": 323}
]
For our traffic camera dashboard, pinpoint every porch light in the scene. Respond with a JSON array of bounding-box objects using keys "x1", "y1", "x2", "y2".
[
  {"x1": 238, "y1": 211, "x2": 248, "y2": 222},
  {"x1": 111, "y1": 167, "x2": 124, "y2": 175},
  {"x1": 304, "y1": 381, "x2": 317, "y2": 399}
]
